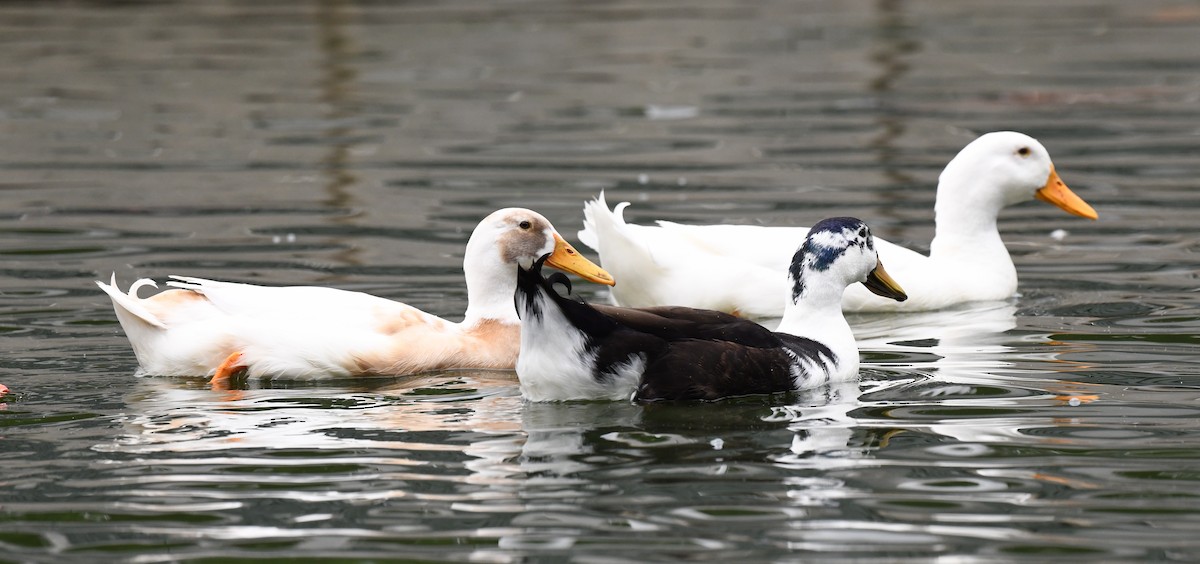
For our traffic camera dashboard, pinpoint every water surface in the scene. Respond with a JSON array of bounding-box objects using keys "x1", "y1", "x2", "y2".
[{"x1": 2, "y1": 0, "x2": 1200, "y2": 561}]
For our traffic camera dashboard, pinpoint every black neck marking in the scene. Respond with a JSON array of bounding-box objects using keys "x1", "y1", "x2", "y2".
[
  {"x1": 514, "y1": 253, "x2": 552, "y2": 322},
  {"x1": 515, "y1": 253, "x2": 620, "y2": 337}
]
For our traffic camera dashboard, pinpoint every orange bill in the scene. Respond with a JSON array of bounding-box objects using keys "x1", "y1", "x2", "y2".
[
  {"x1": 546, "y1": 233, "x2": 616, "y2": 286},
  {"x1": 1035, "y1": 167, "x2": 1098, "y2": 220},
  {"x1": 863, "y1": 260, "x2": 907, "y2": 302}
]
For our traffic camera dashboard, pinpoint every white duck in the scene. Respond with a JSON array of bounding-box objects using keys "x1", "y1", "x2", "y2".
[
  {"x1": 97, "y1": 208, "x2": 614, "y2": 385},
  {"x1": 515, "y1": 217, "x2": 907, "y2": 402},
  {"x1": 578, "y1": 131, "x2": 1097, "y2": 316}
]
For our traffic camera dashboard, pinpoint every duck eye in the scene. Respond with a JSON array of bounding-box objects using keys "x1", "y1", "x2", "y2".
[
  {"x1": 1017, "y1": 147, "x2": 1031, "y2": 157},
  {"x1": 858, "y1": 228, "x2": 867, "y2": 238},
  {"x1": 519, "y1": 220, "x2": 531, "y2": 229}
]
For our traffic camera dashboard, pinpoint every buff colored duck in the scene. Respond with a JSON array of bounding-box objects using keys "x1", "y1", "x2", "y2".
[{"x1": 98, "y1": 208, "x2": 613, "y2": 385}]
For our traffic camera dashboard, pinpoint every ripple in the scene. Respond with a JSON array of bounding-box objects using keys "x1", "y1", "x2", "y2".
[
  {"x1": 441, "y1": 138, "x2": 720, "y2": 157},
  {"x1": 4, "y1": 0, "x2": 1200, "y2": 560}
]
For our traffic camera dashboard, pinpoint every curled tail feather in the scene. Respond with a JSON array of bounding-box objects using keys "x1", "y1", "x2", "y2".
[
  {"x1": 578, "y1": 192, "x2": 663, "y2": 276},
  {"x1": 578, "y1": 191, "x2": 622, "y2": 254},
  {"x1": 96, "y1": 274, "x2": 167, "y2": 329},
  {"x1": 578, "y1": 192, "x2": 672, "y2": 308}
]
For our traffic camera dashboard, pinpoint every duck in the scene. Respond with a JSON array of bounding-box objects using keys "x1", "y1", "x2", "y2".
[
  {"x1": 514, "y1": 217, "x2": 908, "y2": 402},
  {"x1": 577, "y1": 131, "x2": 1098, "y2": 316},
  {"x1": 97, "y1": 208, "x2": 614, "y2": 385}
]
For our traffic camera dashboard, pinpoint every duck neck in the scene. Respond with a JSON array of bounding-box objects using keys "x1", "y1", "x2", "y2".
[
  {"x1": 929, "y1": 172, "x2": 1009, "y2": 264},
  {"x1": 461, "y1": 247, "x2": 520, "y2": 328},
  {"x1": 776, "y1": 279, "x2": 856, "y2": 371}
]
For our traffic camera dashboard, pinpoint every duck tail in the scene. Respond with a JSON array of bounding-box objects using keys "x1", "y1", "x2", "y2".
[
  {"x1": 96, "y1": 274, "x2": 168, "y2": 330},
  {"x1": 578, "y1": 193, "x2": 663, "y2": 299},
  {"x1": 576, "y1": 191, "x2": 605, "y2": 252}
]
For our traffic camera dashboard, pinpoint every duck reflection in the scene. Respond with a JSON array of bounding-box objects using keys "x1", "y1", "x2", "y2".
[
  {"x1": 850, "y1": 301, "x2": 1017, "y2": 347},
  {"x1": 841, "y1": 299, "x2": 1108, "y2": 473},
  {"x1": 850, "y1": 300, "x2": 1099, "y2": 406},
  {"x1": 104, "y1": 371, "x2": 525, "y2": 455}
]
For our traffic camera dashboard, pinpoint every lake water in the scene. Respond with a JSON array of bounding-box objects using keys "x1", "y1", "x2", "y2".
[{"x1": 3, "y1": 0, "x2": 1200, "y2": 561}]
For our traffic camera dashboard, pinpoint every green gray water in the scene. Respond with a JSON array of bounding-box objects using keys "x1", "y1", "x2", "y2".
[{"x1": 2, "y1": 0, "x2": 1199, "y2": 561}]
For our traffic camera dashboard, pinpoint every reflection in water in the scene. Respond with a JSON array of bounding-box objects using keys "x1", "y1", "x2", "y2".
[
  {"x1": 101, "y1": 371, "x2": 897, "y2": 556},
  {"x1": 104, "y1": 371, "x2": 524, "y2": 454},
  {"x1": 868, "y1": 0, "x2": 919, "y2": 191},
  {"x1": 851, "y1": 300, "x2": 1111, "y2": 459},
  {"x1": 771, "y1": 379, "x2": 884, "y2": 468},
  {"x1": 5, "y1": 0, "x2": 1200, "y2": 559},
  {"x1": 317, "y1": 0, "x2": 364, "y2": 269},
  {"x1": 855, "y1": 302, "x2": 1019, "y2": 404},
  {"x1": 853, "y1": 300, "x2": 1018, "y2": 383},
  {"x1": 853, "y1": 300, "x2": 1017, "y2": 345}
]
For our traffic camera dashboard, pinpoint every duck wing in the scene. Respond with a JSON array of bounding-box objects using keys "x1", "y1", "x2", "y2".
[
  {"x1": 633, "y1": 338, "x2": 801, "y2": 402},
  {"x1": 592, "y1": 303, "x2": 780, "y2": 347},
  {"x1": 655, "y1": 221, "x2": 807, "y2": 271},
  {"x1": 166, "y1": 275, "x2": 426, "y2": 326}
]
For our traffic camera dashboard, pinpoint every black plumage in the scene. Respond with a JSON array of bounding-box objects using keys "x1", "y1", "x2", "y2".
[{"x1": 515, "y1": 256, "x2": 835, "y2": 402}]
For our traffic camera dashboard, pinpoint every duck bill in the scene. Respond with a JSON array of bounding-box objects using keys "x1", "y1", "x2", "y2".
[
  {"x1": 545, "y1": 233, "x2": 616, "y2": 286},
  {"x1": 1035, "y1": 167, "x2": 1098, "y2": 220},
  {"x1": 863, "y1": 261, "x2": 907, "y2": 302}
]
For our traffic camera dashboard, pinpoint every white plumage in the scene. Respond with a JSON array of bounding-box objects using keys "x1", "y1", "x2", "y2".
[
  {"x1": 578, "y1": 131, "x2": 1098, "y2": 316},
  {"x1": 98, "y1": 208, "x2": 613, "y2": 383}
]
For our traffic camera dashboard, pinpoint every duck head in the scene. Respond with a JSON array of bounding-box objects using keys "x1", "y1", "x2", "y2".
[
  {"x1": 465, "y1": 208, "x2": 613, "y2": 285},
  {"x1": 463, "y1": 208, "x2": 613, "y2": 323},
  {"x1": 937, "y1": 131, "x2": 1098, "y2": 221},
  {"x1": 788, "y1": 217, "x2": 907, "y2": 306}
]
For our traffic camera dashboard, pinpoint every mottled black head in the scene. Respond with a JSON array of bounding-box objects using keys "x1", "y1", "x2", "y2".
[{"x1": 788, "y1": 217, "x2": 876, "y2": 302}]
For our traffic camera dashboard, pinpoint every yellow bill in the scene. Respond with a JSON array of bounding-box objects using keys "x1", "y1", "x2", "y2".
[
  {"x1": 1035, "y1": 167, "x2": 1098, "y2": 220},
  {"x1": 546, "y1": 233, "x2": 616, "y2": 286},
  {"x1": 863, "y1": 260, "x2": 907, "y2": 302}
]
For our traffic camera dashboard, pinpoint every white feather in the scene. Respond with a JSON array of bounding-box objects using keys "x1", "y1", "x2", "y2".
[
  {"x1": 578, "y1": 192, "x2": 786, "y2": 317},
  {"x1": 578, "y1": 131, "x2": 1095, "y2": 314},
  {"x1": 97, "y1": 208, "x2": 596, "y2": 380}
]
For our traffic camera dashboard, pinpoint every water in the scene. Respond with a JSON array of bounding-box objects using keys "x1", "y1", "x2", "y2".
[{"x1": 2, "y1": 0, "x2": 1200, "y2": 560}]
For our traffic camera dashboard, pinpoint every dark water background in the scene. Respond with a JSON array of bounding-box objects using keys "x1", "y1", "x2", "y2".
[{"x1": 2, "y1": 0, "x2": 1200, "y2": 561}]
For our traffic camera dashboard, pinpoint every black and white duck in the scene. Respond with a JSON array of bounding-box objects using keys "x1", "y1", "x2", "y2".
[{"x1": 514, "y1": 217, "x2": 907, "y2": 402}]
